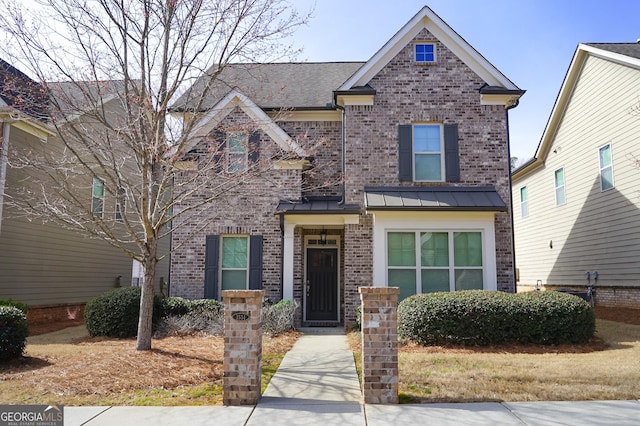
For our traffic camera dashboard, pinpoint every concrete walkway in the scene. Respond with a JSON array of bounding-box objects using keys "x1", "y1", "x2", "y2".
[{"x1": 66, "y1": 330, "x2": 640, "y2": 425}]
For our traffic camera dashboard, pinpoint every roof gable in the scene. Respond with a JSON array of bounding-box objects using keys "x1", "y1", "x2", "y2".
[
  {"x1": 513, "y1": 43, "x2": 640, "y2": 181},
  {"x1": 338, "y1": 6, "x2": 520, "y2": 92},
  {"x1": 186, "y1": 88, "x2": 306, "y2": 156}
]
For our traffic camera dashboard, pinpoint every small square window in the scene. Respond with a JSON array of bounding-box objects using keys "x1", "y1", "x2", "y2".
[{"x1": 415, "y1": 43, "x2": 435, "y2": 63}]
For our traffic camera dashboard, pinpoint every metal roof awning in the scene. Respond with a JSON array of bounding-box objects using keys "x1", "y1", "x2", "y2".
[
  {"x1": 276, "y1": 196, "x2": 361, "y2": 215},
  {"x1": 364, "y1": 186, "x2": 507, "y2": 212}
]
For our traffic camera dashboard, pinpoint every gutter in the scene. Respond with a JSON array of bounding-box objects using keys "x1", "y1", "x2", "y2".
[
  {"x1": 334, "y1": 104, "x2": 346, "y2": 205},
  {"x1": 0, "y1": 121, "x2": 10, "y2": 234}
]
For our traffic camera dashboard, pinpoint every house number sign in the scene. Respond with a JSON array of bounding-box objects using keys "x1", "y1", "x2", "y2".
[{"x1": 231, "y1": 311, "x2": 250, "y2": 321}]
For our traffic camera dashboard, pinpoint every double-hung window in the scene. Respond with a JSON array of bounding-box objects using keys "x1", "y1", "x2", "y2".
[
  {"x1": 227, "y1": 133, "x2": 248, "y2": 173},
  {"x1": 599, "y1": 144, "x2": 614, "y2": 191},
  {"x1": 413, "y1": 124, "x2": 444, "y2": 181},
  {"x1": 221, "y1": 236, "x2": 249, "y2": 290},
  {"x1": 520, "y1": 186, "x2": 529, "y2": 217},
  {"x1": 554, "y1": 168, "x2": 566, "y2": 206},
  {"x1": 91, "y1": 178, "x2": 105, "y2": 217},
  {"x1": 387, "y1": 230, "x2": 484, "y2": 301},
  {"x1": 115, "y1": 187, "x2": 126, "y2": 221}
]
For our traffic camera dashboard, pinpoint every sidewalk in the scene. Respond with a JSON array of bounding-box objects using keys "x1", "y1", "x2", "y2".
[{"x1": 65, "y1": 330, "x2": 640, "y2": 425}]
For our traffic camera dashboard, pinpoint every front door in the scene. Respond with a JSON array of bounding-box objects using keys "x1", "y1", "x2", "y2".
[{"x1": 305, "y1": 248, "x2": 338, "y2": 322}]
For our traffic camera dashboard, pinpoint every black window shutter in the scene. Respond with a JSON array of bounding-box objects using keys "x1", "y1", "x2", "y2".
[
  {"x1": 444, "y1": 123, "x2": 460, "y2": 182},
  {"x1": 248, "y1": 235, "x2": 263, "y2": 290},
  {"x1": 248, "y1": 131, "x2": 260, "y2": 165},
  {"x1": 212, "y1": 130, "x2": 226, "y2": 173},
  {"x1": 398, "y1": 124, "x2": 413, "y2": 181},
  {"x1": 204, "y1": 235, "x2": 220, "y2": 299}
]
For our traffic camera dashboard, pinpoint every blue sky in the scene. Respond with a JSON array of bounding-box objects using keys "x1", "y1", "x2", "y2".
[{"x1": 289, "y1": 0, "x2": 640, "y2": 160}]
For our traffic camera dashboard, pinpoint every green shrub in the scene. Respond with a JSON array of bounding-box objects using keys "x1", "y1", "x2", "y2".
[
  {"x1": 154, "y1": 298, "x2": 225, "y2": 337},
  {"x1": 158, "y1": 297, "x2": 192, "y2": 318},
  {"x1": 263, "y1": 299, "x2": 298, "y2": 337},
  {"x1": 85, "y1": 287, "x2": 162, "y2": 338},
  {"x1": 0, "y1": 306, "x2": 29, "y2": 361},
  {"x1": 0, "y1": 299, "x2": 28, "y2": 314},
  {"x1": 398, "y1": 290, "x2": 595, "y2": 346}
]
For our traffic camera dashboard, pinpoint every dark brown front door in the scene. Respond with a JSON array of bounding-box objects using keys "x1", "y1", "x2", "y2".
[{"x1": 305, "y1": 248, "x2": 338, "y2": 321}]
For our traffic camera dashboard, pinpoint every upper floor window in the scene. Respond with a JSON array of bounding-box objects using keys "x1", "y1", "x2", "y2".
[
  {"x1": 398, "y1": 123, "x2": 459, "y2": 183},
  {"x1": 115, "y1": 187, "x2": 126, "y2": 221},
  {"x1": 415, "y1": 43, "x2": 436, "y2": 63},
  {"x1": 599, "y1": 144, "x2": 614, "y2": 191},
  {"x1": 520, "y1": 186, "x2": 528, "y2": 217},
  {"x1": 387, "y1": 230, "x2": 484, "y2": 301},
  {"x1": 91, "y1": 178, "x2": 104, "y2": 217},
  {"x1": 554, "y1": 168, "x2": 566, "y2": 206},
  {"x1": 227, "y1": 133, "x2": 248, "y2": 173},
  {"x1": 413, "y1": 124, "x2": 444, "y2": 181}
]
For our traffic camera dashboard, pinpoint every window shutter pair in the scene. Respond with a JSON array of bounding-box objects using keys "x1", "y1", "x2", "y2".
[
  {"x1": 204, "y1": 234, "x2": 263, "y2": 300},
  {"x1": 212, "y1": 131, "x2": 260, "y2": 172},
  {"x1": 398, "y1": 124, "x2": 459, "y2": 182}
]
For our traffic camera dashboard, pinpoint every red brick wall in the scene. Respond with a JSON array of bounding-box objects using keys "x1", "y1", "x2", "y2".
[{"x1": 26, "y1": 303, "x2": 85, "y2": 325}]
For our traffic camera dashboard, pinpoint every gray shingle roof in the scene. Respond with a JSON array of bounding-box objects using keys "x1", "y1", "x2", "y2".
[
  {"x1": 171, "y1": 62, "x2": 365, "y2": 112},
  {"x1": 586, "y1": 43, "x2": 640, "y2": 60},
  {"x1": 364, "y1": 186, "x2": 507, "y2": 211}
]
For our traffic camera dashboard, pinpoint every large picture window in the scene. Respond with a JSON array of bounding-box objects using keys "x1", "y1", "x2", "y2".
[
  {"x1": 221, "y1": 236, "x2": 248, "y2": 290},
  {"x1": 387, "y1": 230, "x2": 484, "y2": 300}
]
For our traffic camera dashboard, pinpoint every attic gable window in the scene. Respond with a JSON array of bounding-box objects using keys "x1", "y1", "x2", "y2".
[{"x1": 415, "y1": 43, "x2": 436, "y2": 63}]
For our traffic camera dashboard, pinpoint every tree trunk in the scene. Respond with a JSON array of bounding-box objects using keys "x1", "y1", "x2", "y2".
[{"x1": 136, "y1": 241, "x2": 158, "y2": 351}]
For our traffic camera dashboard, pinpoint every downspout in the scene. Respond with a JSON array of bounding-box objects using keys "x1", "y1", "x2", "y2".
[
  {"x1": 505, "y1": 99, "x2": 520, "y2": 293},
  {"x1": 335, "y1": 104, "x2": 346, "y2": 206},
  {"x1": 279, "y1": 213, "x2": 284, "y2": 299},
  {"x1": 0, "y1": 121, "x2": 10, "y2": 235}
]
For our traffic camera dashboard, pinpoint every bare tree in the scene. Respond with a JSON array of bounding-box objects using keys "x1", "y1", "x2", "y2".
[{"x1": 0, "y1": 0, "x2": 312, "y2": 350}]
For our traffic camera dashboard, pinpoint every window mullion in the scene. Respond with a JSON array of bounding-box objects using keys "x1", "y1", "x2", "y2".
[
  {"x1": 448, "y1": 232, "x2": 455, "y2": 292},
  {"x1": 415, "y1": 231, "x2": 421, "y2": 295}
]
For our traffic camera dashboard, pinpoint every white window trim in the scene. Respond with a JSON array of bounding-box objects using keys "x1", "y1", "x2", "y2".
[
  {"x1": 386, "y1": 230, "x2": 485, "y2": 294},
  {"x1": 220, "y1": 235, "x2": 249, "y2": 291},
  {"x1": 371, "y1": 211, "x2": 498, "y2": 291},
  {"x1": 554, "y1": 167, "x2": 566, "y2": 206},
  {"x1": 520, "y1": 186, "x2": 528, "y2": 218},
  {"x1": 599, "y1": 143, "x2": 614, "y2": 191},
  {"x1": 226, "y1": 133, "x2": 248, "y2": 173},
  {"x1": 91, "y1": 178, "x2": 105, "y2": 218},
  {"x1": 414, "y1": 42, "x2": 436, "y2": 63},
  {"x1": 412, "y1": 123, "x2": 445, "y2": 182}
]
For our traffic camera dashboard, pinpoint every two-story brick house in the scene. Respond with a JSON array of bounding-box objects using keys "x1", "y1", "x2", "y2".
[{"x1": 169, "y1": 6, "x2": 524, "y2": 327}]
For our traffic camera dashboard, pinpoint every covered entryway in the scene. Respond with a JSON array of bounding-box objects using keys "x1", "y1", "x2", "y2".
[{"x1": 305, "y1": 246, "x2": 339, "y2": 322}]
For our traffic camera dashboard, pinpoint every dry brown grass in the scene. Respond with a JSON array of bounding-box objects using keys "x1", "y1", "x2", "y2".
[
  {"x1": 0, "y1": 326, "x2": 300, "y2": 406},
  {"x1": 396, "y1": 319, "x2": 640, "y2": 402},
  {"x1": 348, "y1": 311, "x2": 640, "y2": 403}
]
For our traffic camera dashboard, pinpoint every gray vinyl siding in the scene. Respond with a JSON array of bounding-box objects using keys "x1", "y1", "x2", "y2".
[
  {"x1": 0, "y1": 126, "x2": 171, "y2": 307},
  {"x1": 514, "y1": 54, "x2": 640, "y2": 288}
]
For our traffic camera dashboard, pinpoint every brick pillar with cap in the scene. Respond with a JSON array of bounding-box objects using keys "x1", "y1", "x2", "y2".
[
  {"x1": 222, "y1": 289, "x2": 264, "y2": 405},
  {"x1": 359, "y1": 286, "x2": 399, "y2": 404}
]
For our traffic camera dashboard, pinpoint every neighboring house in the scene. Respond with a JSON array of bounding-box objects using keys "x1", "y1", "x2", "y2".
[
  {"x1": 513, "y1": 43, "x2": 640, "y2": 308},
  {"x1": 170, "y1": 6, "x2": 524, "y2": 327},
  {"x1": 0, "y1": 60, "x2": 169, "y2": 322}
]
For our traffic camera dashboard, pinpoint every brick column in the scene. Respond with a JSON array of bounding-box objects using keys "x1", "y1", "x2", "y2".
[
  {"x1": 359, "y1": 286, "x2": 399, "y2": 404},
  {"x1": 223, "y1": 290, "x2": 264, "y2": 406}
]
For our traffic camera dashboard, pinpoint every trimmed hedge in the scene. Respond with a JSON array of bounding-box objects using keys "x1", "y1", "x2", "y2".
[
  {"x1": 85, "y1": 287, "x2": 163, "y2": 338},
  {"x1": 398, "y1": 290, "x2": 595, "y2": 346},
  {"x1": 0, "y1": 306, "x2": 29, "y2": 361}
]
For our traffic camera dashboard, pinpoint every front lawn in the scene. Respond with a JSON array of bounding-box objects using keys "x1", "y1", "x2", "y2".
[{"x1": 0, "y1": 326, "x2": 299, "y2": 406}]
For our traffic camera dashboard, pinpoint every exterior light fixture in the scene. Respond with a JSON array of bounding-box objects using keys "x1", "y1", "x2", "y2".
[{"x1": 319, "y1": 228, "x2": 327, "y2": 245}]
